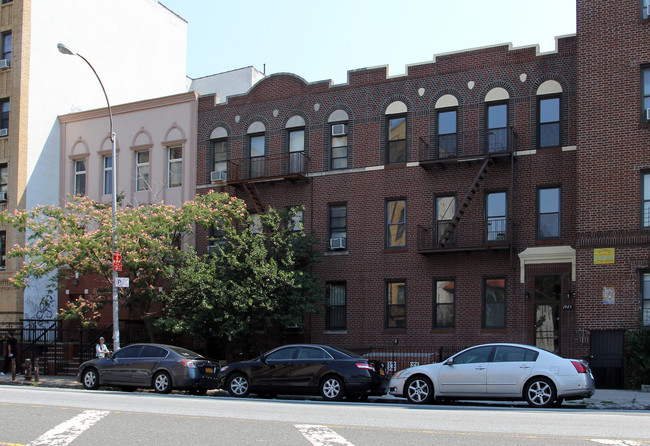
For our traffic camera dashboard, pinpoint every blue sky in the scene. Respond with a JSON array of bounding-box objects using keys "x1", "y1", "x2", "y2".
[{"x1": 161, "y1": 0, "x2": 576, "y2": 85}]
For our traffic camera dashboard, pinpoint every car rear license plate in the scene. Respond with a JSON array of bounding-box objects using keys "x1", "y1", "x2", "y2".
[
  {"x1": 379, "y1": 369, "x2": 385, "y2": 375},
  {"x1": 205, "y1": 367, "x2": 214, "y2": 374}
]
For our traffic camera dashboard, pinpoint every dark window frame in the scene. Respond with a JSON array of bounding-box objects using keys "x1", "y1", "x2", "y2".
[
  {"x1": 330, "y1": 122, "x2": 348, "y2": 170},
  {"x1": 435, "y1": 195, "x2": 456, "y2": 244},
  {"x1": 537, "y1": 95, "x2": 561, "y2": 148},
  {"x1": 485, "y1": 191, "x2": 507, "y2": 242},
  {"x1": 0, "y1": 230, "x2": 5, "y2": 270},
  {"x1": 537, "y1": 186, "x2": 561, "y2": 240},
  {"x1": 436, "y1": 107, "x2": 458, "y2": 158},
  {"x1": 386, "y1": 114, "x2": 407, "y2": 164},
  {"x1": 0, "y1": 162, "x2": 7, "y2": 194},
  {"x1": 386, "y1": 280, "x2": 406, "y2": 329},
  {"x1": 483, "y1": 277, "x2": 506, "y2": 329},
  {"x1": 248, "y1": 133, "x2": 266, "y2": 178},
  {"x1": 643, "y1": 66, "x2": 650, "y2": 121},
  {"x1": 1, "y1": 31, "x2": 11, "y2": 62},
  {"x1": 433, "y1": 279, "x2": 455, "y2": 329},
  {"x1": 642, "y1": 171, "x2": 650, "y2": 229},
  {"x1": 211, "y1": 138, "x2": 228, "y2": 174},
  {"x1": 328, "y1": 203, "x2": 347, "y2": 250},
  {"x1": 486, "y1": 101, "x2": 508, "y2": 153},
  {"x1": 386, "y1": 198, "x2": 406, "y2": 248},
  {"x1": 326, "y1": 282, "x2": 346, "y2": 331},
  {"x1": 0, "y1": 97, "x2": 9, "y2": 131}
]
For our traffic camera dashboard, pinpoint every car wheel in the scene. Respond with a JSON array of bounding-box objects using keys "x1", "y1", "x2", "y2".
[
  {"x1": 82, "y1": 368, "x2": 99, "y2": 390},
  {"x1": 524, "y1": 377, "x2": 556, "y2": 408},
  {"x1": 153, "y1": 371, "x2": 172, "y2": 394},
  {"x1": 320, "y1": 375, "x2": 345, "y2": 401},
  {"x1": 405, "y1": 376, "x2": 433, "y2": 404},
  {"x1": 227, "y1": 373, "x2": 250, "y2": 397}
]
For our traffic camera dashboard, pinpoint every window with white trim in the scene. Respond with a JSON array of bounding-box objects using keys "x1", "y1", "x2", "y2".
[
  {"x1": 136, "y1": 151, "x2": 150, "y2": 191},
  {"x1": 168, "y1": 146, "x2": 182, "y2": 188}
]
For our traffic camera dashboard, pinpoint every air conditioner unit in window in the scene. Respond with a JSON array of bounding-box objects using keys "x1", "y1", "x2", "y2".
[
  {"x1": 210, "y1": 170, "x2": 227, "y2": 183},
  {"x1": 329, "y1": 237, "x2": 347, "y2": 250},
  {"x1": 206, "y1": 245, "x2": 220, "y2": 254},
  {"x1": 646, "y1": 4, "x2": 650, "y2": 17},
  {"x1": 0, "y1": 191, "x2": 6, "y2": 202},
  {"x1": 0, "y1": 128, "x2": 7, "y2": 137},
  {"x1": 331, "y1": 124, "x2": 346, "y2": 136},
  {"x1": 0, "y1": 59, "x2": 9, "y2": 69}
]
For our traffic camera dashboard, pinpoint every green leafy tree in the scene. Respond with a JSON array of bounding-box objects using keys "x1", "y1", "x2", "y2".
[
  {"x1": 627, "y1": 328, "x2": 650, "y2": 386},
  {"x1": 157, "y1": 206, "x2": 323, "y2": 357},
  {"x1": 0, "y1": 192, "x2": 247, "y2": 340}
]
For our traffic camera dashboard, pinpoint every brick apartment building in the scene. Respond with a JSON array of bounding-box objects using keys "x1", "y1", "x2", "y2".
[
  {"x1": 194, "y1": 1, "x2": 650, "y2": 386},
  {"x1": 196, "y1": 36, "x2": 580, "y2": 368}
]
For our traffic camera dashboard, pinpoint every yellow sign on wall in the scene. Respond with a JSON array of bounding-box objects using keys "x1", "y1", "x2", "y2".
[{"x1": 594, "y1": 248, "x2": 615, "y2": 264}]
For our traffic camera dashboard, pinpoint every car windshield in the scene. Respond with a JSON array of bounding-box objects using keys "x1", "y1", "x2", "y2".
[{"x1": 166, "y1": 345, "x2": 203, "y2": 358}]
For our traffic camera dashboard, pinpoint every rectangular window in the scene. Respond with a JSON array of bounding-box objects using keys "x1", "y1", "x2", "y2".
[
  {"x1": 434, "y1": 280, "x2": 455, "y2": 329},
  {"x1": 386, "y1": 199, "x2": 406, "y2": 248},
  {"x1": 437, "y1": 109, "x2": 457, "y2": 157},
  {"x1": 643, "y1": 273, "x2": 650, "y2": 326},
  {"x1": 211, "y1": 139, "x2": 227, "y2": 182},
  {"x1": 289, "y1": 209, "x2": 303, "y2": 232},
  {"x1": 136, "y1": 151, "x2": 150, "y2": 191},
  {"x1": 0, "y1": 163, "x2": 7, "y2": 195},
  {"x1": 484, "y1": 278, "x2": 506, "y2": 328},
  {"x1": 641, "y1": 172, "x2": 650, "y2": 229},
  {"x1": 249, "y1": 134, "x2": 265, "y2": 177},
  {"x1": 643, "y1": 0, "x2": 650, "y2": 19},
  {"x1": 641, "y1": 67, "x2": 650, "y2": 121},
  {"x1": 1, "y1": 32, "x2": 10, "y2": 62},
  {"x1": 539, "y1": 96, "x2": 560, "y2": 148},
  {"x1": 0, "y1": 230, "x2": 5, "y2": 270},
  {"x1": 74, "y1": 159, "x2": 86, "y2": 195},
  {"x1": 288, "y1": 128, "x2": 305, "y2": 173},
  {"x1": 486, "y1": 103, "x2": 508, "y2": 153},
  {"x1": 168, "y1": 146, "x2": 182, "y2": 188},
  {"x1": 326, "y1": 283, "x2": 346, "y2": 330},
  {"x1": 486, "y1": 191, "x2": 507, "y2": 241},
  {"x1": 331, "y1": 123, "x2": 348, "y2": 169},
  {"x1": 0, "y1": 98, "x2": 9, "y2": 132},
  {"x1": 436, "y1": 196, "x2": 456, "y2": 244},
  {"x1": 328, "y1": 204, "x2": 347, "y2": 250},
  {"x1": 103, "y1": 156, "x2": 112, "y2": 195},
  {"x1": 387, "y1": 116, "x2": 406, "y2": 164},
  {"x1": 537, "y1": 187, "x2": 561, "y2": 239},
  {"x1": 386, "y1": 281, "x2": 406, "y2": 328}
]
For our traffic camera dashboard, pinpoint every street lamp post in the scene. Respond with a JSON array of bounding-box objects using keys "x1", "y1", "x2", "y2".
[{"x1": 57, "y1": 43, "x2": 120, "y2": 352}]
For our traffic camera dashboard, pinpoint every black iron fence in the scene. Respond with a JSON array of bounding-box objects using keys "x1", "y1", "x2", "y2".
[{"x1": 351, "y1": 345, "x2": 469, "y2": 376}]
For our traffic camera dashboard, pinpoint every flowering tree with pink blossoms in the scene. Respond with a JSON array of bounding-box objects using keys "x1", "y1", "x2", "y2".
[{"x1": 0, "y1": 192, "x2": 247, "y2": 339}]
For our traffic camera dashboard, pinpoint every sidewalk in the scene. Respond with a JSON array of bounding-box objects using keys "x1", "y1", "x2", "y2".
[{"x1": 1, "y1": 373, "x2": 649, "y2": 409}]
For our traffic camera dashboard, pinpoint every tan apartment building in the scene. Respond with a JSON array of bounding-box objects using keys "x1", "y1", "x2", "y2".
[{"x1": 0, "y1": 0, "x2": 190, "y2": 327}]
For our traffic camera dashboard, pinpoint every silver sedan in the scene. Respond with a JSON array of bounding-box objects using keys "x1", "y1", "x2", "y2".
[{"x1": 389, "y1": 343, "x2": 595, "y2": 408}]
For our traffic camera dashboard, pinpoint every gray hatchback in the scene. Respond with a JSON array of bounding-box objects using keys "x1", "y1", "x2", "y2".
[{"x1": 78, "y1": 343, "x2": 218, "y2": 394}]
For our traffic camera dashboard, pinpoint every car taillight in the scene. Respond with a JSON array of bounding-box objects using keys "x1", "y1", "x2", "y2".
[
  {"x1": 180, "y1": 359, "x2": 197, "y2": 368},
  {"x1": 356, "y1": 363, "x2": 375, "y2": 372},
  {"x1": 571, "y1": 360, "x2": 587, "y2": 373}
]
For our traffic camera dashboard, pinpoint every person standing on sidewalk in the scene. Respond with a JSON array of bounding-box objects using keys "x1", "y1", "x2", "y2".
[
  {"x1": 2, "y1": 330, "x2": 17, "y2": 375},
  {"x1": 95, "y1": 337, "x2": 111, "y2": 358}
]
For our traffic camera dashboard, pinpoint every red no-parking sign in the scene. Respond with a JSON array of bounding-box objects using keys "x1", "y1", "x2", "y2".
[{"x1": 112, "y1": 252, "x2": 122, "y2": 271}]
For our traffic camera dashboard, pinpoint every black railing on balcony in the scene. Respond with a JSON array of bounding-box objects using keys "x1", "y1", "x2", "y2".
[
  {"x1": 418, "y1": 127, "x2": 518, "y2": 163},
  {"x1": 417, "y1": 217, "x2": 511, "y2": 253},
  {"x1": 227, "y1": 152, "x2": 310, "y2": 183}
]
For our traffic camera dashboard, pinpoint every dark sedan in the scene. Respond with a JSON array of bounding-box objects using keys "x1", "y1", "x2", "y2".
[
  {"x1": 78, "y1": 343, "x2": 218, "y2": 394},
  {"x1": 201, "y1": 344, "x2": 389, "y2": 401}
]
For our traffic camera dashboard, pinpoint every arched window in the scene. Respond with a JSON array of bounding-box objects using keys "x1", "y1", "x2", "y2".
[
  {"x1": 385, "y1": 101, "x2": 407, "y2": 164},
  {"x1": 536, "y1": 81, "x2": 562, "y2": 148},
  {"x1": 485, "y1": 88, "x2": 510, "y2": 153},
  {"x1": 328, "y1": 110, "x2": 349, "y2": 170}
]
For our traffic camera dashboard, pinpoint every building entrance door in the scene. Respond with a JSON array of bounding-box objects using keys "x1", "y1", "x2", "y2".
[{"x1": 533, "y1": 275, "x2": 561, "y2": 354}]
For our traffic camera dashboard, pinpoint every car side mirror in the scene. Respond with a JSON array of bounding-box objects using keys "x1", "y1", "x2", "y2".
[
  {"x1": 259, "y1": 354, "x2": 267, "y2": 363},
  {"x1": 444, "y1": 358, "x2": 454, "y2": 366}
]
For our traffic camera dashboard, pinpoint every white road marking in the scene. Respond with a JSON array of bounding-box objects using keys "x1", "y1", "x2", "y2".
[
  {"x1": 28, "y1": 410, "x2": 110, "y2": 446},
  {"x1": 590, "y1": 440, "x2": 644, "y2": 446},
  {"x1": 295, "y1": 424, "x2": 355, "y2": 446}
]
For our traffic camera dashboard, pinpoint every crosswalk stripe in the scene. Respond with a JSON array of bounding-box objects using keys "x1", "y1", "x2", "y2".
[
  {"x1": 28, "y1": 410, "x2": 110, "y2": 446},
  {"x1": 295, "y1": 424, "x2": 354, "y2": 446},
  {"x1": 590, "y1": 440, "x2": 644, "y2": 445}
]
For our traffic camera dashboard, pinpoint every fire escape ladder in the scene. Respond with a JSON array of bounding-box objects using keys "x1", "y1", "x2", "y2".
[
  {"x1": 439, "y1": 157, "x2": 493, "y2": 246},
  {"x1": 241, "y1": 183, "x2": 265, "y2": 214}
]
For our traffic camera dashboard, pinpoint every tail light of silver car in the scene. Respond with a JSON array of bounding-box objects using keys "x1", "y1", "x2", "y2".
[{"x1": 570, "y1": 360, "x2": 588, "y2": 373}]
